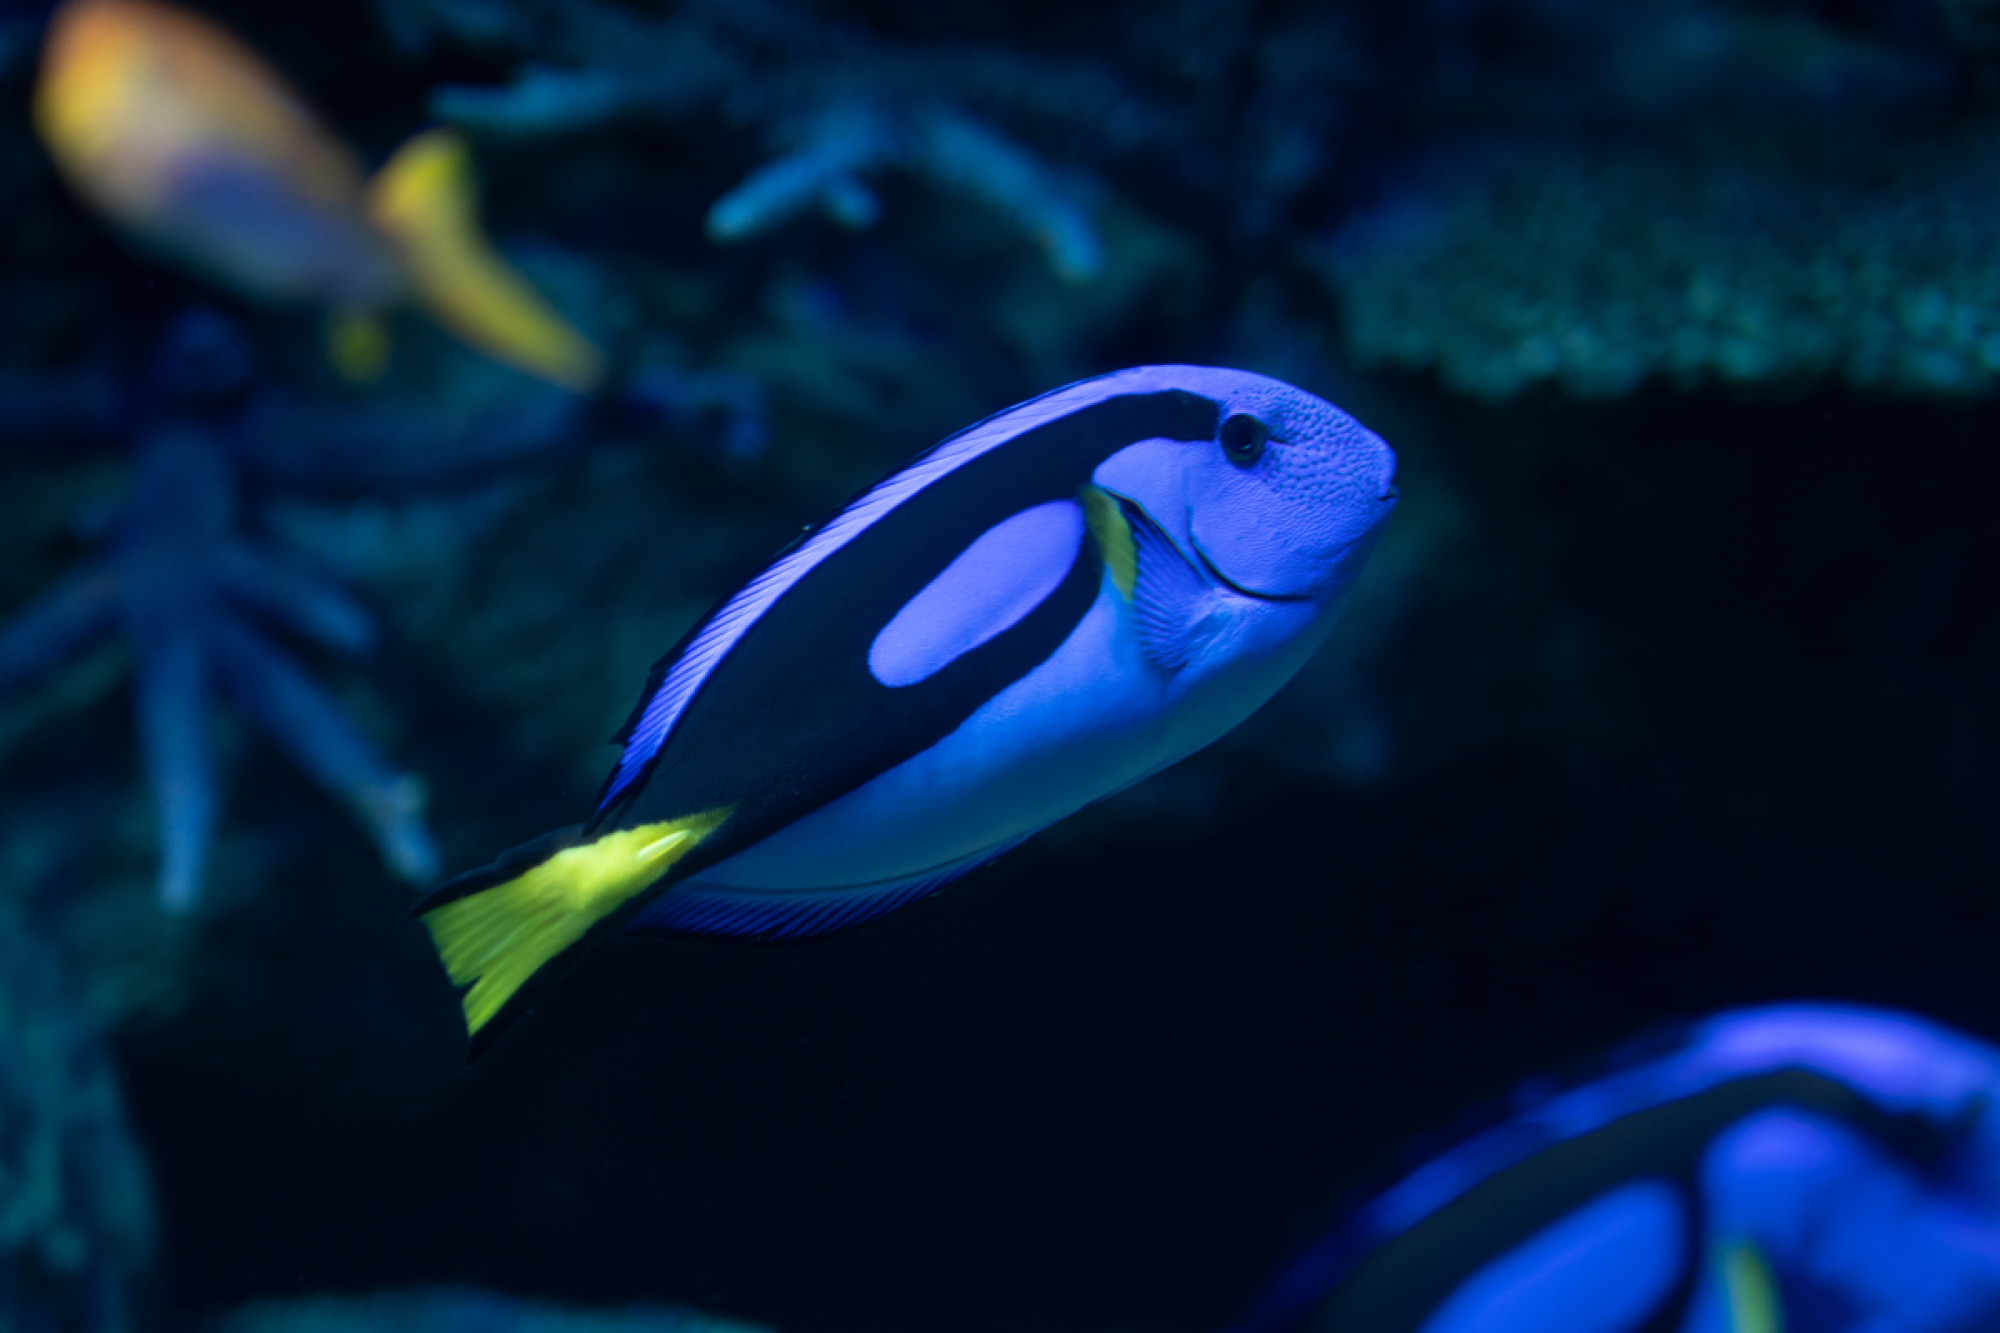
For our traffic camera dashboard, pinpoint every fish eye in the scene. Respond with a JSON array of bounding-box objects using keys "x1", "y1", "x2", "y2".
[{"x1": 1220, "y1": 413, "x2": 1268, "y2": 467}]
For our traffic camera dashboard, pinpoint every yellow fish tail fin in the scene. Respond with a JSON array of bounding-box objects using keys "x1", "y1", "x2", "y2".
[
  {"x1": 415, "y1": 807, "x2": 731, "y2": 1060},
  {"x1": 366, "y1": 129, "x2": 605, "y2": 393},
  {"x1": 34, "y1": 0, "x2": 145, "y2": 188}
]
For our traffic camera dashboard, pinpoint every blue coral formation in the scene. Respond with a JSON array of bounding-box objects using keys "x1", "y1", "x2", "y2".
[{"x1": 0, "y1": 309, "x2": 441, "y2": 912}]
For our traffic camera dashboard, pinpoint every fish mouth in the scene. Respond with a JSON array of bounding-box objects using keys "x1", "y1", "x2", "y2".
[{"x1": 1188, "y1": 531, "x2": 1316, "y2": 603}]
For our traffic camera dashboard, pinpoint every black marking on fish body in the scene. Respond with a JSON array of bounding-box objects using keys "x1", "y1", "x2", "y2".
[
  {"x1": 627, "y1": 834, "x2": 1028, "y2": 944},
  {"x1": 594, "y1": 389, "x2": 1222, "y2": 886}
]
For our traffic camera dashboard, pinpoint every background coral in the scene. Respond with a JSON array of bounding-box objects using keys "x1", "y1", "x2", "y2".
[
  {"x1": 1325, "y1": 132, "x2": 2000, "y2": 397},
  {"x1": 0, "y1": 900, "x2": 153, "y2": 1333},
  {"x1": 385, "y1": 0, "x2": 1157, "y2": 279},
  {"x1": 0, "y1": 309, "x2": 443, "y2": 912}
]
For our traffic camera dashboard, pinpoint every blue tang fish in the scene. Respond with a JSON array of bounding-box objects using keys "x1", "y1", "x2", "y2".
[
  {"x1": 415, "y1": 365, "x2": 1399, "y2": 1057},
  {"x1": 1231, "y1": 1004, "x2": 2000, "y2": 1333}
]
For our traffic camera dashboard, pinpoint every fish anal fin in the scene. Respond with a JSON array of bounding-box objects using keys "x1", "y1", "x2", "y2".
[
  {"x1": 415, "y1": 806, "x2": 731, "y2": 1057},
  {"x1": 630, "y1": 833, "x2": 1033, "y2": 943}
]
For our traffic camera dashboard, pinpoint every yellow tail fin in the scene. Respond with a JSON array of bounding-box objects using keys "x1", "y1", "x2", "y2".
[
  {"x1": 418, "y1": 807, "x2": 730, "y2": 1053},
  {"x1": 366, "y1": 129, "x2": 605, "y2": 393}
]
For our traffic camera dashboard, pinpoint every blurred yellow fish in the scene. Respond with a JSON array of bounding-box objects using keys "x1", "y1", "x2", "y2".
[{"x1": 33, "y1": 0, "x2": 603, "y2": 391}]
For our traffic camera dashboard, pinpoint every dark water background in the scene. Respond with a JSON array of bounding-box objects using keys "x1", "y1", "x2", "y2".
[{"x1": 4, "y1": 0, "x2": 1999, "y2": 1331}]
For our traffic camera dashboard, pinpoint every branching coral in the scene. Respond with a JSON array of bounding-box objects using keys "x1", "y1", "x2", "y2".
[
  {"x1": 0, "y1": 310, "x2": 452, "y2": 911},
  {"x1": 0, "y1": 257, "x2": 767, "y2": 913},
  {"x1": 0, "y1": 423, "x2": 438, "y2": 912},
  {"x1": 704, "y1": 101, "x2": 1104, "y2": 282}
]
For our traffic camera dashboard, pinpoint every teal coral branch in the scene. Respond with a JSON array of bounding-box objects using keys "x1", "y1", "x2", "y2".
[
  {"x1": 705, "y1": 103, "x2": 1103, "y2": 281},
  {"x1": 705, "y1": 104, "x2": 895, "y2": 242},
  {"x1": 0, "y1": 422, "x2": 440, "y2": 911}
]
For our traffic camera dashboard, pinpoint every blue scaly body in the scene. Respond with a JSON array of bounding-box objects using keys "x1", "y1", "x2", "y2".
[{"x1": 415, "y1": 365, "x2": 1398, "y2": 1057}]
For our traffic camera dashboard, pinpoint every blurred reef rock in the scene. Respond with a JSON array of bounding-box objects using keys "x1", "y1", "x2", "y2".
[
  {"x1": 1327, "y1": 131, "x2": 2000, "y2": 398},
  {"x1": 0, "y1": 901, "x2": 154, "y2": 1333},
  {"x1": 1319, "y1": 0, "x2": 2000, "y2": 398}
]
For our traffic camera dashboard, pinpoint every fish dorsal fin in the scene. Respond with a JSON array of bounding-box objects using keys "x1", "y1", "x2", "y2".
[
  {"x1": 1083, "y1": 484, "x2": 1213, "y2": 670},
  {"x1": 366, "y1": 128, "x2": 604, "y2": 392},
  {"x1": 629, "y1": 833, "x2": 1034, "y2": 942}
]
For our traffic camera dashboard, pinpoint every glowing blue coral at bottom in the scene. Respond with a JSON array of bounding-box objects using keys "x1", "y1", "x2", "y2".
[{"x1": 1232, "y1": 1004, "x2": 2000, "y2": 1333}]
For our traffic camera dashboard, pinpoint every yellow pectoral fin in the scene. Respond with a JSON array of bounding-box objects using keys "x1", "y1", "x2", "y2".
[
  {"x1": 1719, "y1": 1240, "x2": 1784, "y2": 1333},
  {"x1": 1080, "y1": 484, "x2": 1137, "y2": 599},
  {"x1": 421, "y1": 807, "x2": 730, "y2": 1039},
  {"x1": 366, "y1": 128, "x2": 604, "y2": 393}
]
